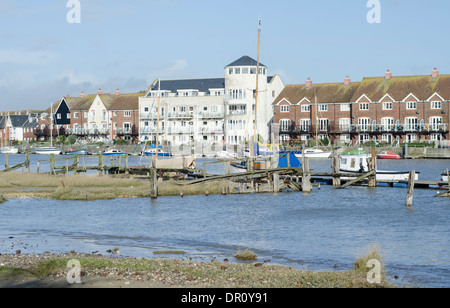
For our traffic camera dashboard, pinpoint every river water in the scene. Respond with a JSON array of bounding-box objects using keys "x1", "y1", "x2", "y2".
[{"x1": 0, "y1": 154, "x2": 449, "y2": 288}]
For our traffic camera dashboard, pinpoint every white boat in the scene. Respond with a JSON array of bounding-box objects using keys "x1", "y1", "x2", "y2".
[
  {"x1": 441, "y1": 171, "x2": 449, "y2": 182},
  {"x1": 103, "y1": 149, "x2": 126, "y2": 156},
  {"x1": 295, "y1": 148, "x2": 332, "y2": 159},
  {"x1": 0, "y1": 146, "x2": 19, "y2": 154},
  {"x1": 142, "y1": 148, "x2": 173, "y2": 157},
  {"x1": 339, "y1": 152, "x2": 419, "y2": 182},
  {"x1": 35, "y1": 146, "x2": 62, "y2": 155},
  {"x1": 215, "y1": 150, "x2": 239, "y2": 159}
]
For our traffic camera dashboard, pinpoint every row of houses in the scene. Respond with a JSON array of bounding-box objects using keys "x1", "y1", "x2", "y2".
[
  {"x1": 273, "y1": 68, "x2": 450, "y2": 145},
  {"x1": 1, "y1": 56, "x2": 449, "y2": 148}
]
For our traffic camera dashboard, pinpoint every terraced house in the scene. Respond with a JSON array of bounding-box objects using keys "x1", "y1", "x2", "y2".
[
  {"x1": 35, "y1": 89, "x2": 141, "y2": 143},
  {"x1": 273, "y1": 68, "x2": 450, "y2": 145}
]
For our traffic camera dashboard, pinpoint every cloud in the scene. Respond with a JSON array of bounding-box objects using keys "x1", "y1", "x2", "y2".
[{"x1": 0, "y1": 48, "x2": 56, "y2": 65}]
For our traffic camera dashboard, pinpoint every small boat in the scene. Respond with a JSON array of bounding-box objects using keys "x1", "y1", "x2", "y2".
[
  {"x1": 66, "y1": 147, "x2": 86, "y2": 155},
  {"x1": 35, "y1": 146, "x2": 62, "y2": 155},
  {"x1": 377, "y1": 151, "x2": 403, "y2": 159},
  {"x1": 228, "y1": 152, "x2": 302, "y2": 173},
  {"x1": 142, "y1": 148, "x2": 173, "y2": 157},
  {"x1": 294, "y1": 148, "x2": 332, "y2": 159},
  {"x1": 340, "y1": 151, "x2": 418, "y2": 182},
  {"x1": 215, "y1": 150, "x2": 239, "y2": 159},
  {"x1": 0, "y1": 146, "x2": 19, "y2": 154},
  {"x1": 103, "y1": 149, "x2": 126, "y2": 156},
  {"x1": 441, "y1": 170, "x2": 449, "y2": 182}
]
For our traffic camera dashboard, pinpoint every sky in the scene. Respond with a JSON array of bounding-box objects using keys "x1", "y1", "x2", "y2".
[{"x1": 1, "y1": 0, "x2": 449, "y2": 111}]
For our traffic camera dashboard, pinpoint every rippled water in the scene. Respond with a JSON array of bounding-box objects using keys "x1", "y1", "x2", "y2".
[{"x1": 0, "y1": 155, "x2": 449, "y2": 287}]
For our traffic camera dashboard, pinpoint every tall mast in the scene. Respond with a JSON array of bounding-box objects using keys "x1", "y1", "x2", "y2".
[
  {"x1": 156, "y1": 78, "x2": 161, "y2": 156},
  {"x1": 50, "y1": 103, "x2": 53, "y2": 147},
  {"x1": 253, "y1": 19, "x2": 261, "y2": 149}
]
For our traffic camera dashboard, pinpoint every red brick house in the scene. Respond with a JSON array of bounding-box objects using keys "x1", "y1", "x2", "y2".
[{"x1": 273, "y1": 68, "x2": 450, "y2": 145}]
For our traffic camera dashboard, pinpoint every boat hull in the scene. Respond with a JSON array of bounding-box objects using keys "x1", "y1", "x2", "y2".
[
  {"x1": 340, "y1": 169, "x2": 419, "y2": 182},
  {"x1": 142, "y1": 151, "x2": 173, "y2": 157},
  {"x1": 0, "y1": 147, "x2": 19, "y2": 154},
  {"x1": 35, "y1": 147, "x2": 61, "y2": 155}
]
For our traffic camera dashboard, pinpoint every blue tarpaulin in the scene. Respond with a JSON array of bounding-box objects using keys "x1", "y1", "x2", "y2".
[{"x1": 277, "y1": 152, "x2": 302, "y2": 168}]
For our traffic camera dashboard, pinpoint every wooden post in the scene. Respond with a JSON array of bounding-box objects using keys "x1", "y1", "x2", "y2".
[
  {"x1": 25, "y1": 153, "x2": 30, "y2": 173},
  {"x1": 332, "y1": 156, "x2": 341, "y2": 187},
  {"x1": 50, "y1": 154, "x2": 55, "y2": 175},
  {"x1": 302, "y1": 157, "x2": 312, "y2": 193},
  {"x1": 225, "y1": 160, "x2": 230, "y2": 175},
  {"x1": 273, "y1": 172, "x2": 280, "y2": 193},
  {"x1": 367, "y1": 157, "x2": 376, "y2": 188},
  {"x1": 150, "y1": 157, "x2": 158, "y2": 199},
  {"x1": 406, "y1": 170, "x2": 416, "y2": 207},
  {"x1": 125, "y1": 155, "x2": 129, "y2": 174},
  {"x1": 4, "y1": 153, "x2": 9, "y2": 169},
  {"x1": 98, "y1": 154, "x2": 103, "y2": 176}
]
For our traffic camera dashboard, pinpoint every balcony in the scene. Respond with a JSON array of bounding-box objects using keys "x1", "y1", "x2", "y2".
[
  {"x1": 198, "y1": 112, "x2": 224, "y2": 118},
  {"x1": 168, "y1": 112, "x2": 194, "y2": 119},
  {"x1": 116, "y1": 126, "x2": 139, "y2": 136}
]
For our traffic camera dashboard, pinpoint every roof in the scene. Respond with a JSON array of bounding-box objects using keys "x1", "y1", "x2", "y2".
[
  {"x1": 108, "y1": 93, "x2": 142, "y2": 110},
  {"x1": 225, "y1": 55, "x2": 266, "y2": 68},
  {"x1": 149, "y1": 78, "x2": 226, "y2": 94},
  {"x1": 0, "y1": 116, "x2": 5, "y2": 129},
  {"x1": 350, "y1": 74, "x2": 450, "y2": 102},
  {"x1": 274, "y1": 82, "x2": 361, "y2": 105}
]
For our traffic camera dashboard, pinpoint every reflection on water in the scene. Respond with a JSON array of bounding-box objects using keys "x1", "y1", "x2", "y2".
[{"x1": 0, "y1": 156, "x2": 449, "y2": 288}]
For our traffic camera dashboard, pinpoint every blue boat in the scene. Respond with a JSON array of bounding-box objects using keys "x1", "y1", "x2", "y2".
[{"x1": 141, "y1": 143, "x2": 173, "y2": 157}]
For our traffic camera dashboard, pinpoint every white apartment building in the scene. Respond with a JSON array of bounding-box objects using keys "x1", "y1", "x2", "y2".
[{"x1": 139, "y1": 56, "x2": 284, "y2": 151}]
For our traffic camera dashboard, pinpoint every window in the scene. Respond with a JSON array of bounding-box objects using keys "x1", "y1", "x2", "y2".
[
  {"x1": 383, "y1": 102, "x2": 393, "y2": 110},
  {"x1": 280, "y1": 119, "x2": 291, "y2": 132},
  {"x1": 429, "y1": 117, "x2": 442, "y2": 130},
  {"x1": 250, "y1": 67, "x2": 257, "y2": 74},
  {"x1": 228, "y1": 89, "x2": 246, "y2": 100},
  {"x1": 280, "y1": 105, "x2": 290, "y2": 113},
  {"x1": 340, "y1": 104, "x2": 350, "y2": 111},
  {"x1": 301, "y1": 105, "x2": 310, "y2": 112},
  {"x1": 234, "y1": 68, "x2": 240, "y2": 74},
  {"x1": 405, "y1": 117, "x2": 418, "y2": 131},
  {"x1": 339, "y1": 118, "x2": 351, "y2": 131},
  {"x1": 318, "y1": 104, "x2": 328, "y2": 112},
  {"x1": 144, "y1": 107, "x2": 149, "y2": 112},
  {"x1": 431, "y1": 101, "x2": 442, "y2": 109},
  {"x1": 74, "y1": 112, "x2": 79, "y2": 118},
  {"x1": 381, "y1": 117, "x2": 394, "y2": 131},
  {"x1": 358, "y1": 118, "x2": 371, "y2": 131},
  {"x1": 318, "y1": 119, "x2": 329, "y2": 131},
  {"x1": 242, "y1": 67, "x2": 249, "y2": 74},
  {"x1": 406, "y1": 101, "x2": 416, "y2": 110},
  {"x1": 359, "y1": 103, "x2": 369, "y2": 110},
  {"x1": 57, "y1": 114, "x2": 61, "y2": 119},
  {"x1": 228, "y1": 68, "x2": 233, "y2": 75},
  {"x1": 124, "y1": 110, "x2": 131, "y2": 117},
  {"x1": 299, "y1": 119, "x2": 311, "y2": 131}
]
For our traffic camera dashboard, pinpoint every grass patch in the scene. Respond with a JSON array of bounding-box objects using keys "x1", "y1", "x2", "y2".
[
  {"x1": 234, "y1": 249, "x2": 258, "y2": 261},
  {"x1": 153, "y1": 250, "x2": 186, "y2": 255},
  {"x1": 0, "y1": 194, "x2": 7, "y2": 204}
]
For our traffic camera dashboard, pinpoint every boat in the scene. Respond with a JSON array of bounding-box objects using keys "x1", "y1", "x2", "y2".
[
  {"x1": 441, "y1": 170, "x2": 449, "y2": 182},
  {"x1": 215, "y1": 150, "x2": 239, "y2": 159},
  {"x1": 294, "y1": 148, "x2": 332, "y2": 159},
  {"x1": 142, "y1": 148, "x2": 173, "y2": 157},
  {"x1": 66, "y1": 147, "x2": 86, "y2": 155},
  {"x1": 0, "y1": 146, "x2": 19, "y2": 154},
  {"x1": 339, "y1": 151, "x2": 419, "y2": 182},
  {"x1": 35, "y1": 146, "x2": 62, "y2": 155},
  {"x1": 228, "y1": 151, "x2": 301, "y2": 173},
  {"x1": 377, "y1": 151, "x2": 403, "y2": 159},
  {"x1": 103, "y1": 149, "x2": 126, "y2": 156}
]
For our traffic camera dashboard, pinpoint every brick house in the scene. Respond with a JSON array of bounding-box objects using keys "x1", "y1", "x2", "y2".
[{"x1": 273, "y1": 68, "x2": 450, "y2": 145}]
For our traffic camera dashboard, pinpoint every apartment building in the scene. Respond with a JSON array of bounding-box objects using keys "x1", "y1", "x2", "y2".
[
  {"x1": 139, "y1": 56, "x2": 284, "y2": 149},
  {"x1": 273, "y1": 68, "x2": 450, "y2": 145}
]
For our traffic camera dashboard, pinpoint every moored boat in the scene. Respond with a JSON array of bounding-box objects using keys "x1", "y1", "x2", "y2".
[
  {"x1": 142, "y1": 148, "x2": 173, "y2": 157},
  {"x1": 294, "y1": 148, "x2": 332, "y2": 159},
  {"x1": 0, "y1": 146, "x2": 19, "y2": 154},
  {"x1": 442, "y1": 170, "x2": 449, "y2": 182},
  {"x1": 103, "y1": 149, "x2": 126, "y2": 156},
  {"x1": 377, "y1": 151, "x2": 403, "y2": 159},
  {"x1": 340, "y1": 151, "x2": 418, "y2": 181},
  {"x1": 35, "y1": 146, "x2": 62, "y2": 155}
]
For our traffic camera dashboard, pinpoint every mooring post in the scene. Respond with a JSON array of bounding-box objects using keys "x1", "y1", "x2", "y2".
[
  {"x1": 332, "y1": 155, "x2": 341, "y2": 187},
  {"x1": 50, "y1": 154, "x2": 55, "y2": 175},
  {"x1": 4, "y1": 153, "x2": 9, "y2": 169},
  {"x1": 406, "y1": 170, "x2": 416, "y2": 207},
  {"x1": 150, "y1": 156, "x2": 158, "y2": 199},
  {"x1": 367, "y1": 157, "x2": 376, "y2": 188},
  {"x1": 98, "y1": 154, "x2": 103, "y2": 176},
  {"x1": 273, "y1": 172, "x2": 280, "y2": 193},
  {"x1": 25, "y1": 153, "x2": 30, "y2": 173},
  {"x1": 302, "y1": 157, "x2": 312, "y2": 193}
]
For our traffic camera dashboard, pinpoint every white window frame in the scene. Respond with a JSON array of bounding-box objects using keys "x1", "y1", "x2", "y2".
[
  {"x1": 280, "y1": 105, "x2": 290, "y2": 113},
  {"x1": 340, "y1": 103, "x2": 350, "y2": 112},
  {"x1": 406, "y1": 101, "x2": 417, "y2": 110},
  {"x1": 382, "y1": 102, "x2": 393, "y2": 110},
  {"x1": 318, "y1": 104, "x2": 328, "y2": 112},
  {"x1": 301, "y1": 105, "x2": 310, "y2": 112},
  {"x1": 431, "y1": 101, "x2": 442, "y2": 109},
  {"x1": 359, "y1": 103, "x2": 369, "y2": 111}
]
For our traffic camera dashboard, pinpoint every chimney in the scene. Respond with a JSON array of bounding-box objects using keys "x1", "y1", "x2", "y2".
[
  {"x1": 306, "y1": 77, "x2": 312, "y2": 87},
  {"x1": 432, "y1": 67, "x2": 439, "y2": 78},
  {"x1": 97, "y1": 88, "x2": 103, "y2": 95},
  {"x1": 80, "y1": 91, "x2": 86, "y2": 98},
  {"x1": 115, "y1": 88, "x2": 121, "y2": 96},
  {"x1": 344, "y1": 76, "x2": 351, "y2": 85},
  {"x1": 385, "y1": 69, "x2": 392, "y2": 80}
]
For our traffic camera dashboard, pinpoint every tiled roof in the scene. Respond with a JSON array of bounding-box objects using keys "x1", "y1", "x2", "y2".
[
  {"x1": 150, "y1": 78, "x2": 226, "y2": 94},
  {"x1": 108, "y1": 93, "x2": 142, "y2": 110},
  {"x1": 274, "y1": 82, "x2": 361, "y2": 105},
  {"x1": 350, "y1": 74, "x2": 450, "y2": 102},
  {"x1": 225, "y1": 55, "x2": 266, "y2": 68}
]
